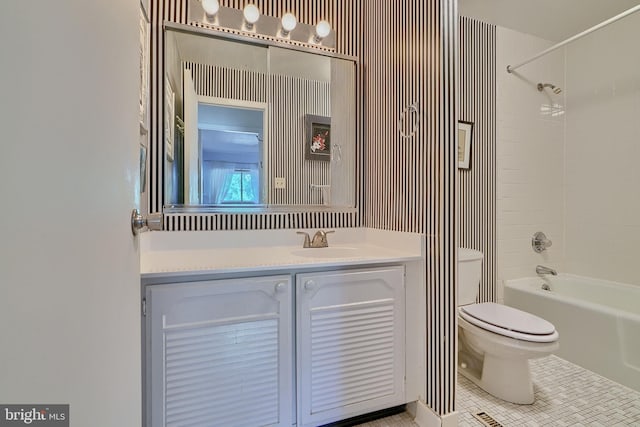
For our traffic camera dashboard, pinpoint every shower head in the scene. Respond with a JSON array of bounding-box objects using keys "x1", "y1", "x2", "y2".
[{"x1": 537, "y1": 82, "x2": 562, "y2": 94}]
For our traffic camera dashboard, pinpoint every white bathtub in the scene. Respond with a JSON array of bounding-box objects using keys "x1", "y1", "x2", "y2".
[{"x1": 504, "y1": 274, "x2": 640, "y2": 392}]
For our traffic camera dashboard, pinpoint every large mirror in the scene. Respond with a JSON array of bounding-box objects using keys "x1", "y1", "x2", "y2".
[{"x1": 163, "y1": 25, "x2": 357, "y2": 212}]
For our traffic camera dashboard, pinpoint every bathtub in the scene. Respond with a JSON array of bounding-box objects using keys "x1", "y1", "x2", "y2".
[{"x1": 504, "y1": 274, "x2": 640, "y2": 392}]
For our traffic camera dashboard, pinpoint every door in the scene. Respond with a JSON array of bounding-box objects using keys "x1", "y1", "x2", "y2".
[
  {"x1": 146, "y1": 276, "x2": 293, "y2": 427},
  {"x1": 0, "y1": 2, "x2": 142, "y2": 426},
  {"x1": 183, "y1": 69, "x2": 201, "y2": 204},
  {"x1": 296, "y1": 267, "x2": 406, "y2": 427}
]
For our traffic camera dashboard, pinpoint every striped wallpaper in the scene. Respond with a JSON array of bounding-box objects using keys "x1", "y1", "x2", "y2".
[
  {"x1": 149, "y1": 0, "x2": 188, "y2": 216},
  {"x1": 186, "y1": 63, "x2": 267, "y2": 102},
  {"x1": 362, "y1": 0, "x2": 458, "y2": 416},
  {"x1": 149, "y1": 0, "x2": 362, "y2": 231},
  {"x1": 163, "y1": 210, "x2": 358, "y2": 231},
  {"x1": 268, "y1": 74, "x2": 331, "y2": 205},
  {"x1": 459, "y1": 16, "x2": 497, "y2": 303}
]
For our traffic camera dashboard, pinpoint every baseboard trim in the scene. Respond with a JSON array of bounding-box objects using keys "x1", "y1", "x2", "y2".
[
  {"x1": 320, "y1": 405, "x2": 406, "y2": 427},
  {"x1": 411, "y1": 400, "x2": 458, "y2": 427},
  {"x1": 441, "y1": 410, "x2": 459, "y2": 427}
]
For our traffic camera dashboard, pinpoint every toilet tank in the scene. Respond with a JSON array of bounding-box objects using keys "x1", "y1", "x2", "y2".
[{"x1": 458, "y1": 248, "x2": 484, "y2": 305}]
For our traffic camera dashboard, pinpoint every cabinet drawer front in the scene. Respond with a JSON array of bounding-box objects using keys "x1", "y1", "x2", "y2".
[
  {"x1": 297, "y1": 267, "x2": 405, "y2": 426},
  {"x1": 147, "y1": 276, "x2": 292, "y2": 427}
]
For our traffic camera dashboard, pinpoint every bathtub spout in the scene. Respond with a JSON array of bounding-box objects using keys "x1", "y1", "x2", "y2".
[{"x1": 536, "y1": 265, "x2": 557, "y2": 276}]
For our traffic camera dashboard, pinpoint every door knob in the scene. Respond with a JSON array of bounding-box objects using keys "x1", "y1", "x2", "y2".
[
  {"x1": 275, "y1": 282, "x2": 287, "y2": 294},
  {"x1": 304, "y1": 280, "x2": 316, "y2": 291},
  {"x1": 131, "y1": 209, "x2": 163, "y2": 235}
]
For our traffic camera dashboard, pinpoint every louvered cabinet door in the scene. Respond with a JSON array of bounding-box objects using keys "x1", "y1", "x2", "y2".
[
  {"x1": 146, "y1": 276, "x2": 293, "y2": 427},
  {"x1": 296, "y1": 267, "x2": 405, "y2": 427}
]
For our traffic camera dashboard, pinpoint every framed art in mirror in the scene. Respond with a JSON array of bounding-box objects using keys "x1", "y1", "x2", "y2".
[{"x1": 305, "y1": 115, "x2": 331, "y2": 162}]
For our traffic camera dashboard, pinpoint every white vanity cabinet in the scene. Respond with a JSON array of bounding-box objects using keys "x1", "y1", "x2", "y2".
[
  {"x1": 296, "y1": 267, "x2": 406, "y2": 427},
  {"x1": 145, "y1": 275, "x2": 293, "y2": 427},
  {"x1": 144, "y1": 265, "x2": 410, "y2": 427}
]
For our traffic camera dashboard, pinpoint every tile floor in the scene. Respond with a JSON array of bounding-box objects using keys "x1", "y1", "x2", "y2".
[
  {"x1": 355, "y1": 355, "x2": 640, "y2": 427},
  {"x1": 458, "y1": 355, "x2": 640, "y2": 426},
  {"x1": 353, "y1": 411, "x2": 417, "y2": 427}
]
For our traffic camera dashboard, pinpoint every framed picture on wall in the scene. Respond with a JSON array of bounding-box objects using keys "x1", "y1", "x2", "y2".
[
  {"x1": 304, "y1": 114, "x2": 331, "y2": 161},
  {"x1": 458, "y1": 120, "x2": 474, "y2": 169}
]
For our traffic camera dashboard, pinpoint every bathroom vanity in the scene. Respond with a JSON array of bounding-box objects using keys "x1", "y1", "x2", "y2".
[{"x1": 140, "y1": 229, "x2": 425, "y2": 427}]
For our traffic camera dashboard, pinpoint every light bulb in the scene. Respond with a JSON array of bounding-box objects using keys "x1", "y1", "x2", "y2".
[
  {"x1": 315, "y1": 20, "x2": 331, "y2": 40},
  {"x1": 280, "y1": 13, "x2": 297, "y2": 35},
  {"x1": 243, "y1": 4, "x2": 260, "y2": 25},
  {"x1": 201, "y1": 0, "x2": 219, "y2": 17}
]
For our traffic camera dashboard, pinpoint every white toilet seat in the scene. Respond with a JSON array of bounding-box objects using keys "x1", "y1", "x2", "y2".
[{"x1": 459, "y1": 302, "x2": 558, "y2": 343}]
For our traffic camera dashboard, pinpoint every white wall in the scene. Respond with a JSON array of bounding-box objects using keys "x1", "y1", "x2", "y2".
[
  {"x1": 0, "y1": 1, "x2": 142, "y2": 426},
  {"x1": 496, "y1": 27, "x2": 566, "y2": 300},
  {"x1": 564, "y1": 11, "x2": 640, "y2": 286}
]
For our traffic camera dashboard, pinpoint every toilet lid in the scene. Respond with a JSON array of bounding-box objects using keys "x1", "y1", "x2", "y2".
[{"x1": 460, "y1": 303, "x2": 558, "y2": 343}]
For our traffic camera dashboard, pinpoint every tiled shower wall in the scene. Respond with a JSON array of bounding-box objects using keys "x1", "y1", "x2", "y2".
[
  {"x1": 564, "y1": 11, "x2": 640, "y2": 287},
  {"x1": 495, "y1": 26, "x2": 566, "y2": 300},
  {"x1": 482, "y1": 15, "x2": 640, "y2": 291}
]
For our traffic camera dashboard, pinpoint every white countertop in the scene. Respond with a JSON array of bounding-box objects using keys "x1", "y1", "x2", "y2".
[{"x1": 140, "y1": 228, "x2": 424, "y2": 280}]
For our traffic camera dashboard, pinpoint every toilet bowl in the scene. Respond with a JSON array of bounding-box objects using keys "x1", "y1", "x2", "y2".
[
  {"x1": 458, "y1": 248, "x2": 559, "y2": 404},
  {"x1": 458, "y1": 302, "x2": 559, "y2": 404}
]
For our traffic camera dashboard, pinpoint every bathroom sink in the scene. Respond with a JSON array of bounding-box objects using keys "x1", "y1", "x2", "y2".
[{"x1": 291, "y1": 247, "x2": 360, "y2": 259}]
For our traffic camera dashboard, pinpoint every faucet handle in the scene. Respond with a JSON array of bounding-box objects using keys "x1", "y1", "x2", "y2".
[
  {"x1": 532, "y1": 231, "x2": 553, "y2": 253},
  {"x1": 324, "y1": 230, "x2": 335, "y2": 244},
  {"x1": 296, "y1": 231, "x2": 311, "y2": 248}
]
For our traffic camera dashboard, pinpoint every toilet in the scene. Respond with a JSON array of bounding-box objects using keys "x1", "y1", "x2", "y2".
[{"x1": 458, "y1": 248, "x2": 559, "y2": 404}]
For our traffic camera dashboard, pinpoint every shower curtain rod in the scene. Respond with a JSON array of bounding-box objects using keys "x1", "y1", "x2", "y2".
[{"x1": 507, "y1": 4, "x2": 640, "y2": 73}]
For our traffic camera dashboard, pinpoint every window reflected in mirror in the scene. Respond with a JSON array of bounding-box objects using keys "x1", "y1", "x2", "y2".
[{"x1": 199, "y1": 103, "x2": 264, "y2": 205}]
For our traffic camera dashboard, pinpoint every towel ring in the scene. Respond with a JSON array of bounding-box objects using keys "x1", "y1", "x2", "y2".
[{"x1": 398, "y1": 102, "x2": 420, "y2": 139}]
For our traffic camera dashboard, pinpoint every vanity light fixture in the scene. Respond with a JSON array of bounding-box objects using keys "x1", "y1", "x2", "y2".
[
  {"x1": 243, "y1": 4, "x2": 260, "y2": 30},
  {"x1": 313, "y1": 20, "x2": 331, "y2": 43},
  {"x1": 201, "y1": 0, "x2": 219, "y2": 23},
  {"x1": 280, "y1": 13, "x2": 297, "y2": 37},
  {"x1": 188, "y1": 0, "x2": 336, "y2": 51}
]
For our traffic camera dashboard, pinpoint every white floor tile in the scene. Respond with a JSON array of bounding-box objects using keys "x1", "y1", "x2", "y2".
[{"x1": 355, "y1": 355, "x2": 640, "y2": 426}]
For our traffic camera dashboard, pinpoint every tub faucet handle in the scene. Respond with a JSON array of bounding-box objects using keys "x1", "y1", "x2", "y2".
[{"x1": 532, "y1": 231, "x2": 553, "y2": 253}]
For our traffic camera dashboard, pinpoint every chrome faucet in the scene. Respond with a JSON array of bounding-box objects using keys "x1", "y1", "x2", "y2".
[
  {"x1": 536, "y1": 265, "x2": 557, "y2": 276},
  {"x1": 311, "y1": 230, "x2": 334, "y2": 248},
  {"x1": 296, "y1": 230, "x2": 335, "y2": 248}
]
